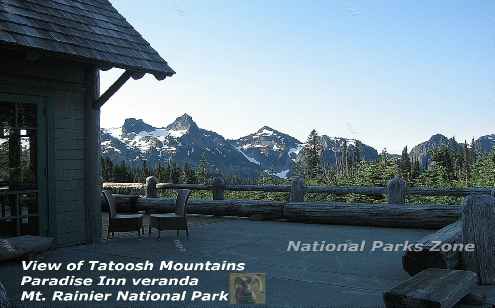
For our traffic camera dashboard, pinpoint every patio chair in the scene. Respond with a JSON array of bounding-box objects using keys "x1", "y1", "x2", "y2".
[
  {"x1": 102, "y1": 190, "x2": 144, "y2": 239},
  {"x1": 149, "y1": 189, "x2": 191, "y2": 239}
]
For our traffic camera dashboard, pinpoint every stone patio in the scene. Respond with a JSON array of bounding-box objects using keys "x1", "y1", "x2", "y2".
[{"x1": 2, "y1": 216, "x2": 489, "y2": 307}]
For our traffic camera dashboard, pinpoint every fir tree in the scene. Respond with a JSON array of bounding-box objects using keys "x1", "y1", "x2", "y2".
[
  {"x1": 168, "y1": 161, "x2": 180, "y2": 183},
  {"x1": 142, "y1": 160, "x2": 150, "y2": 178},
  {"x1": 182, "y1": 162, "x2": 196, "y2": 183},
  {"x1": 101, "y1": 157, "x2": 113, "y2": 181},
  {"x1": 303, "y1": 129, "x2": 323, "y2": 179},
  {"x1": 399, "y1": 146, "x2": 411, "y2": 179},
  {"x1": 196, "y1": 153, "x2": 209, "y2": 183},
  {"x1": 411, "y1": 159, "x2": 420, "y2": 179}
]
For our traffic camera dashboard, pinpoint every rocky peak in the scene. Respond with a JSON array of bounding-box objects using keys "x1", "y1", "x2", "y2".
[
  {"x1": 122, "y1": 118, "x2": 155, "y2": 135},
  {"x1": 256, "y1": 126, "x2": 276, "y2": 135},
  {"x1": 166, "y1": 113, "x2": 198, "y2": 132},
  {"x1": 475, "y1": 134, "x2": 495, "y2": 152},
  {"x1": 428, "y1": 133, "x2": 449, "y2": 144}
]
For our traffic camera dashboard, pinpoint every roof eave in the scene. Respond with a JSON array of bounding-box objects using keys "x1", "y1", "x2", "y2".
[{"x1": 0, "y1": 42, "x2": 175, "y2": 81}]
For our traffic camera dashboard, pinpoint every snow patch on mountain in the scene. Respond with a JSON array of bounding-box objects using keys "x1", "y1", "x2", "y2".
[
  {"x1": 256, "y1": 128, "x2": 274, "y2": 136},
  {"x1": 288, "y1": 144, "x2": 304, "y2": 160},
  {"x1": 274, "y1": 169, "x2": 290, "y2": 179},
  {"x1": 101, "y1": 140, "x2": 121, "y2": 153},
  {"x1": 169, "y1": 129, "x2": 188, "y2": 138},
  {"x1": 106, "y1": 127, "x2": 123, "y2": 139},
  {"x1": 235, "y1": 146, "x2": 261, "y2": 165}
]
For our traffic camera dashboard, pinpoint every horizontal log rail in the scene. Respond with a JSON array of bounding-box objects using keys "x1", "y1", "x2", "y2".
[
  {"x1": 111, "y1": 194, "x2": 460, "y2": 229},
  {"x1": 135, "y1": 197, "x2": 285, "y2": 218},
  {"x1": 304, "y1": 185, "x2": 386, "y2": 195},
  {"x1": 103, "y1": 176, "x2": 494, "y2": 201},
  {"x1": 405, "y1": 187, "x2": 492, "y2": 197},
  {"x1": 284, "y1": 202, "x2": 460, "y2": 229},
  {"x1": 156, "y1": 183, "x2": 293, "y2": 192}
]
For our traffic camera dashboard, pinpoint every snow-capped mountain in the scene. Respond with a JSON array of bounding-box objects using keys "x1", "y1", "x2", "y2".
[
  {"x1": 101, "y1": 114, "x2": 262, "y2": 177},
  {"x1": 229, "y1": 126, "x2": 304, "y2": 178},
  {"x1": 102, "y1": 115, "x2": 495, "y2": 178},
  {"x1": 101, "y1": 115, "x2": 381, "y2": 179}
]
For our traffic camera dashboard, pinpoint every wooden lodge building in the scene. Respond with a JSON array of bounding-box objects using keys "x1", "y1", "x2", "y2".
[{"x1": 0, "y1": 0, "x2": 174, "y2": 246}]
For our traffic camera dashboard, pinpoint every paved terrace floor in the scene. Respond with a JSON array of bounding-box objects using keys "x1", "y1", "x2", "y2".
[{"x1": 0, "y1": 216, "x2": 450, "y2": 307}]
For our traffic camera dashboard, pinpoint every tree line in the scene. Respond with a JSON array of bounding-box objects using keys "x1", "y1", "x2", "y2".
[
  {"x1": 101, "y1": 153, "x2": 209, "y2": 184},
  {"x1": 295, "y1": 130, "x2": 494, "y2": 204},
  {"x1": 101, "y1": 129, "x2": 494, "y2": 204}
]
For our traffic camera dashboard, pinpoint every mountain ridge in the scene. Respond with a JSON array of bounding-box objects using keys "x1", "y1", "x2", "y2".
[{"x1": 101, "y1": 115, "x2": 494, "y2": 178}]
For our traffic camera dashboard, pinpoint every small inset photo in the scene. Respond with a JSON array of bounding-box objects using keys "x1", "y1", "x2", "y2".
[{"x1": 229, "y1": 273, "x2": 266, "y2": 304}]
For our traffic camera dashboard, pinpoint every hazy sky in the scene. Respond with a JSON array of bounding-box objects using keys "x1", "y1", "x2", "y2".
[{"x1": 101, "y1": 1, "x2": 495, "y2": 154}]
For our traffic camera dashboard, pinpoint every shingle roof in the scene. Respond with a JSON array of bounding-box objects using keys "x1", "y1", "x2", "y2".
[{"x1": 0, "y1": 0, "x2": 175, "y2": 80}]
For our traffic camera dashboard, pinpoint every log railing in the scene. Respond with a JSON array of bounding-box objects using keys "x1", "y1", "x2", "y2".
[
  {"x1": 103, "y1": 178, "x2": 495, "y2": 286},
  {"x1": 402, "y1": 194, "x2": 495, "y2": 286},
  {"x1": 102, "y1": 175, "x2": 495, "y2": 230},
  {"x1": 103, "y1": 175, "x2": 494, "y2": 203}
]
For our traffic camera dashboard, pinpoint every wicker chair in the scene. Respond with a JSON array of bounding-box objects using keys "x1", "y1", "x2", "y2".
[
  {"x1": 102, "y1": 190, "x2": 144, "y2": 239},
  {"x1": 149, "y1": 189, "x2": 191, "y2": 239}
]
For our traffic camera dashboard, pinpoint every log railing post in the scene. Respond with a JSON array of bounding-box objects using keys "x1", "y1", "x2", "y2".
[
  {"x1": 289, "y1": 176, "x2": 305, "y2": 202},
  {"x1": 145, "y1": 176, "x2": 158, "y2": 198},
  {"x1": 212, "y1": 174, "x2": 225, "y2": 200},
  {"x1": 387, "y1": 176, "x2": 406, "y2": 204},
  {"x1": 462, "y1": 194, "x2": 495, "y2": 285}
]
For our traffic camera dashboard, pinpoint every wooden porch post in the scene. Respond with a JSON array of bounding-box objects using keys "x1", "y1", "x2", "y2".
[
  {"x1": 145, "y1": 176, "x2": 158, "y2": 198},
  {"x1": 289, "y1": 176, "x2": 305, "y2": 202},
  {"x1": 84, "y1": 67, "x2": 102, "y2": 243},
  {"x1": 462, "y1": 194, "x2": 495, "y2": 285},
  {"x1": 387, "y1": 176, "x2": 406, "y2": 204},
  {"x1": 212, "y1": 174, "x2": 225, "y2": 200}
]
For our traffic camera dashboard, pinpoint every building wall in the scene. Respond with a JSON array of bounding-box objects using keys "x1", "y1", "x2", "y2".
[
  {"x1": 52, "y1": 90, "x2": 86, "y2": 245},
  {"x1": 0, "y1": 51, "x2": 100, "y2": 246}
]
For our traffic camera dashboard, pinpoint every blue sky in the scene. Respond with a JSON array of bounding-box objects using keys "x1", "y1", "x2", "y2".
[{"x1": 101, "y1": 1, "x2": 495, "y2": 153}]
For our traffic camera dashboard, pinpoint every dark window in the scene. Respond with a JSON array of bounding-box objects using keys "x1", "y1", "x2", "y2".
[{"x1": 0, "y1": 102, "x2": 39, "y2": 237}]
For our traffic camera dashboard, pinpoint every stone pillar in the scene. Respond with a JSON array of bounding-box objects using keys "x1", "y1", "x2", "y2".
[
  {"x1": 212, "y1": 174, "x2": 225, "y2": 200},
  {"x1": 289, "y1": 176, "x2": 305, "y2": 202},
  {"x1": 387, "y1": 176, "x2": 406, "y2": 204},
  {"x1": 145, "y1": 176, "x2": 158, "y2": 198},
  {"x1": 462, "y1": 194, "x2": 495, "y2": 285}
]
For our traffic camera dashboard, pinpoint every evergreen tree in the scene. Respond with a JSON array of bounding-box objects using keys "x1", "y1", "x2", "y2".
[
  {"x1": 196, "y1": 153, "x2": 209, "y2": 183},
  {"x1": 168, "y1": 161, "x2": 180, "y2": 183},
  {"x1": 160, "y1": 162, "x2": 171, "y2": 183},
  {"x1": 470, "y1": 138, "x2": 479, "y2": 162},
  {"x1": 341, "y1": 139, "x2": 348, "y2": 176},
  {"x1": 411, "y1": 159, "x2": 420, "y2": 179},
  {"x1": 354, "y1": 140, "x2": 363, "y2": 164},
  {"x1": 101, "y1": 157, "x2": 113, "y2": 181},
  {"x1": 462, "y1": 141, "x2": 471, "y2": 184},
  {"x1": 156, "y1": 162, "x2": 162, "y2": 181},
  {"x1": 431, "y1": 146, "x2": 455, "y2": 180},
  {"x1": 142, "y1": 160, "x2": 150, "y2": 178},
  {"x1": 182, "y1": 162, "x2": 196, "y2": 183},
  {"x1": 112, "y1": 161, "x2": 131, "y2": 182},
  {"x1": 303, "y1": 129, "x2": 323, "y2": 179},
  {"x1": 399, "y1": 146, "x2": 411, "y2": 179}
]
